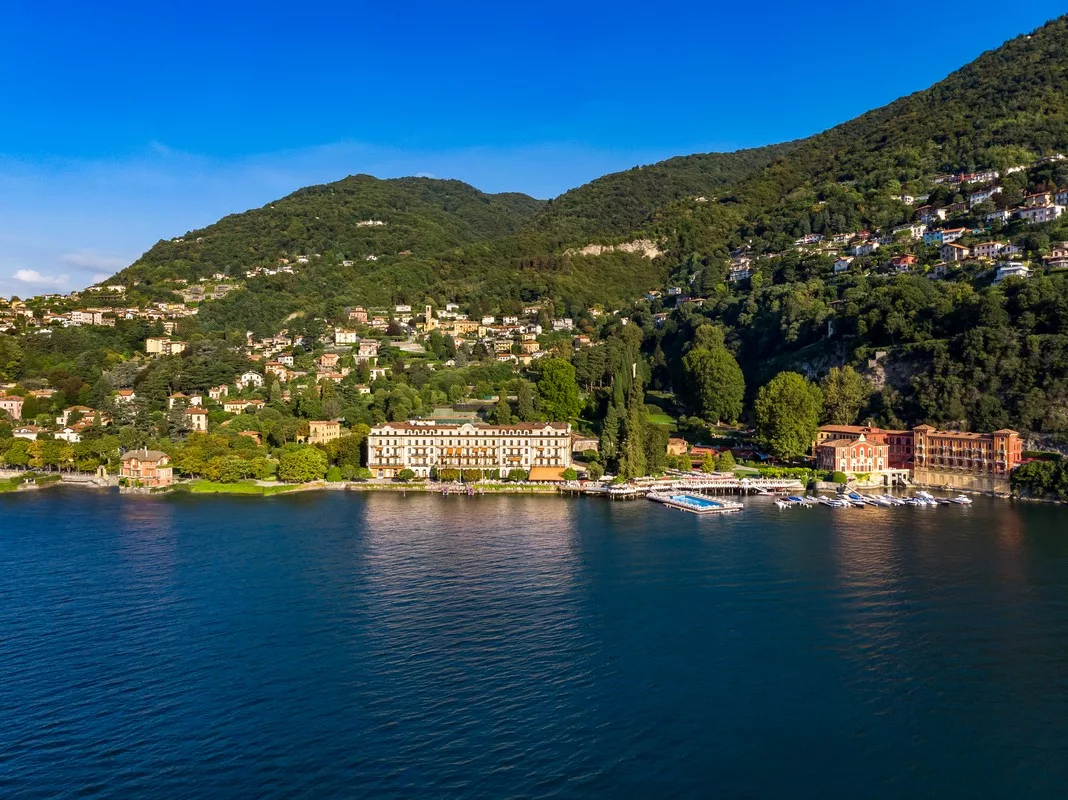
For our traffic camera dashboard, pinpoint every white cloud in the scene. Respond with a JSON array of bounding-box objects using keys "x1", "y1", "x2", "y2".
[{"x1": 14, "y1": 269, "x2": 69, "y2": 286}]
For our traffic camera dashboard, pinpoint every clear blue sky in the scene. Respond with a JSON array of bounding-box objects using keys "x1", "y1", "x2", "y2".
[{"x1": 1, "y1": 1, "x2": 1064, "y2": 296}]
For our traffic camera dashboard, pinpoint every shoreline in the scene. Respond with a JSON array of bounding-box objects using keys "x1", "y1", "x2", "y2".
[{"x1": 1, "y1": 470, "x2": 1063, "y2": 504}]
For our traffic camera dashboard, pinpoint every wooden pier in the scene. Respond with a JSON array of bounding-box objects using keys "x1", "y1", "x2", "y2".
[{"x1": 560, "y1": 476, "x2": 805, "y2": 500}]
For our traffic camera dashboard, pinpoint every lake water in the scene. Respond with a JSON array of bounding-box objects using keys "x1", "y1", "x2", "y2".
[{"x1": 2, "y1": 489, "x2": 1068, "y2": 798}]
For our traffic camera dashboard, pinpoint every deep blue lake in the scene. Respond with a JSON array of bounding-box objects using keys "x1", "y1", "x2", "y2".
[{"x1": 2, "y1": 489, "x2": 1068, "y2": 798}]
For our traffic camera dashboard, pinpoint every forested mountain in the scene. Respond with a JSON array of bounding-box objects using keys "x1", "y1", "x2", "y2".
[
  {"x1": 109, "y1": 144, "x2": 802, "y2": 330},
  {"x1": 650, "y1": 16, "x2": 1068, "y2": 258},
  {"x1": 119, "y1": 175, "x2": 546, "y2": 286},
  {"x1": 527, "y1": 143, "x2": 799, "y2": 245}
]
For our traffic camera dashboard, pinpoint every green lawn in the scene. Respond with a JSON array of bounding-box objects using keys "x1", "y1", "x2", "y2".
[
  {"x1": 646, "y1": 411, "x2": 678, "y2": 430},
  {"x1": 182, "y1": 480, "x2": 300, "y2": 496}
]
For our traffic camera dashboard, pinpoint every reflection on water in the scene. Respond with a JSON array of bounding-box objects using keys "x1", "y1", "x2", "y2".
[{"x1": 1, "y1": 490, "x2": 1068, "y2": 798}]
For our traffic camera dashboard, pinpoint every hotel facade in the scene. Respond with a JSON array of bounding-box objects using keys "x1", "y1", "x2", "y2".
[
  {"x1": 367, "y1": 420, "x2": 572, "y2": 479},
  {"x1": 814, "y1": 423, "x2": 1023, "y2": 492}
]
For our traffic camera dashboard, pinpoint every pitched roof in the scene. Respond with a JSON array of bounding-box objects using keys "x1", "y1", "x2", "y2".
[{"x1": 120, "y1": 450, "x2": 168, "y2": 462}]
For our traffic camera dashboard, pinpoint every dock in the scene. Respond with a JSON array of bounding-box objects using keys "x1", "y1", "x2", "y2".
[{"x1": 560, "y1": 476, "x2": 805, "y2": 500}]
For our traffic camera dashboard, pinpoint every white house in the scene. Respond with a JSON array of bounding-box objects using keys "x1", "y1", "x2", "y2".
[
  {"x1": 852, "y1": 242, "x2": 879, "y2": 257},
  {"x1": 54, "y1": 427, "x2": 81, "y2": 443},
  {"x1": 1018, "y1": 204, "x2": 1065, "y2": 225},
  {"x1": 334, "y1": 328, "x2": 359, "y2": 345},
  {"x1": 995, "y1": 262, "x2": 1031, "y2": 282},
  {"x1": 237, "y1": 371, "x2": 264, "y2": 390},
  {"x1": 971, "y1": 241, "x2": 1004, "y2": 260},
  {"x1": 834, "y1": 257, "x2": 854, "y2": 274}
]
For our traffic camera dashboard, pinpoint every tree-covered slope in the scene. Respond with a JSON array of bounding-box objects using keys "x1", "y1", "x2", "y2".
[
  {"x1": 529, "y1": 143, "x2": 799, "y2": 244},
  {"x1": 655, "y1": 16, "x2": 1068, "y2": 257},
  {"x1": 116, "y1": 175, "x2": 546, "y2": 285},
  {"x1": 107, "y1": 15, "x2": 1068, "y2": 326}
]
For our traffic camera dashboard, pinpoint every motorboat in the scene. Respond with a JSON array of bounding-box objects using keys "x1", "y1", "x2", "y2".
[{"x1": 949, "y1": 495, "x2": 973, "y2": 505}]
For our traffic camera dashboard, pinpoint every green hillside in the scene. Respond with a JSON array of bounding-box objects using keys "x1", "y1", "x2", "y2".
[
  {"x1": 653, "y1": 16, "x2": 1068, "y2": 258},
  {"x1": 108, "y1": 15, "x2": 1068, "y2": 340},
  {"x1": 529, "y1": 143, "x2": 798, "y2": 244},
  {"x1": 119, "y1": 175, "x2": 546, "y2": 286}
]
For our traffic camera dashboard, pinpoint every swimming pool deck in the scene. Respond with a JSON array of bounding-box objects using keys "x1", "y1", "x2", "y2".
[{"x1": 648, "y1": 492, "x2": 744, "y2": 515}]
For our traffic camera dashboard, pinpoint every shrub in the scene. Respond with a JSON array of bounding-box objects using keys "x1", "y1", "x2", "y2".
[
  {"x1": 832, "y1": 471, "x2": 848, "y2": 484},
  {"x1": 326, "y1": 466, "x2": 343, "y2": 482},
  {"x1": 438, "y1": 468, "x2": 460, "y2": 481},
  {"x1": 586, "y1": 462, "x2": 604, "y2": 481},
  {"x1": 461, "y1": 469, "x2": 481, "y2": 481},
  {"x1": 397, "y1": 468, "x2": 416, "y2": 482},
  {"x1": 506, "y1": 469, "x2": 528, "y2": 482},
  {"x1": 340, "y1": 464, "x2": 356, "y2": 481},
  {"x1": 352, "y1": 467, "x2": 372, "y2": 480},
  {"x1": 562, "y1": 467, "x2": 578, "y2": 481}
]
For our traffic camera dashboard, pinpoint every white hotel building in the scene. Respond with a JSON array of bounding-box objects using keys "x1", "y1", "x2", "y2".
[{"x1": 367, "y1": 420, "x2": 572, "y2": 479}]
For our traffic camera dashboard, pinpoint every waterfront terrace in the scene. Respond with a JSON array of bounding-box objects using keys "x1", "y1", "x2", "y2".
[{"x1": 368, "y1": 420, "x2": 572, "y2": 479}]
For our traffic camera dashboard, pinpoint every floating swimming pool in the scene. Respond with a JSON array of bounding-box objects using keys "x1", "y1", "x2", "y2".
[
  {"x1": 669, "y1": 494, "x2": 721, "y2": 509},
  {"x1": 648, "y1": 493, "x2": 743, "y2": 514}
]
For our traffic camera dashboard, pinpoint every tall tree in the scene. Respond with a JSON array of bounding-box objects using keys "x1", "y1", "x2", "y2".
[
  {"x1": 820, "y1": 366, "x2": 870, "y2": 425},
  {"x1": 489, "y1": 394, "x2": 513, "y2": 424},
  {"x1": 536, "y1": 358, "x2": 581, "y2": 422},
  {"x1": 682, "y1": 328, "x2": 745, "y2": 423},
  {"x1": 754, "y1": 372, "x2": 824, "y2": 459}
]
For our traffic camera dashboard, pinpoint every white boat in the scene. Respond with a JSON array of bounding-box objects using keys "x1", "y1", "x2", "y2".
[
  {"x1": 949, "y1": 495, "x2": 973, "y2": 505},
  {"x1": 775, "y1": 499, "x2": 791, "y2": 509}
]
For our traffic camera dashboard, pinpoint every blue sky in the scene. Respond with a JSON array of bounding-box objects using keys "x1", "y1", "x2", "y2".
[{"x1": 1, "y1": 1, "x2": 1064, "y2": 297}]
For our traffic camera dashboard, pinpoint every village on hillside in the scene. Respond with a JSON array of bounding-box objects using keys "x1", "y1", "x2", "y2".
[{"x1": 3, "y1": 152, "x2": 1068, "y2": 497}]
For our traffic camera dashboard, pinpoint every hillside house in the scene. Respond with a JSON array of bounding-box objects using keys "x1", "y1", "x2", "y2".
[
  {"x1": 0, "y1": 394, "x2": 24, "y2": 420},
  {"x1": 941, "y1": 243, "x2": 970, "y2": 262},
  {"x1": 334, "y1": 328, "x2": 359, "y2": 345},
  {"x1": 834, "y1": 257, "x2": 854, "y2": 274},
  {"x1": 889, "y1": 255, "x2": 917, "y2": 273},
  {"x1": 995, "y1": 262, "x2": 1031, "y2": 282},
  {"x1": 971, "y1": 241, "x2": 1004, "y2": 260},
  {"x1": 236, "y1": 371, "x2": 264, "y2": 391},
  {"x1": 1018, "y1": 204, "x2": 1065, "y2": 224},
  {"x1": 185, "y1": 407, "x2": 209, "y2": 432}
]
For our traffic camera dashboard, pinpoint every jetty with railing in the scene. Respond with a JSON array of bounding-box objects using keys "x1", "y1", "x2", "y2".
[{"x1": 560, "y1": 475, "x2": 805, "y2": 501}]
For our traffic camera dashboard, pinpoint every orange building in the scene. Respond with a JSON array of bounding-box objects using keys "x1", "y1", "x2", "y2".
[
  {"x1": 815, "y1": 425, "x2": 914, "y2": 469},
  {"x1": 816, "y1": 433, "x2": 888, "y2": 473},
  {"x1": 911, "y1": 425, "x2": 1022, "y2": 477},
  {"x1": 120, "y1": 449, "x2": 174, "y2": 487}
]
